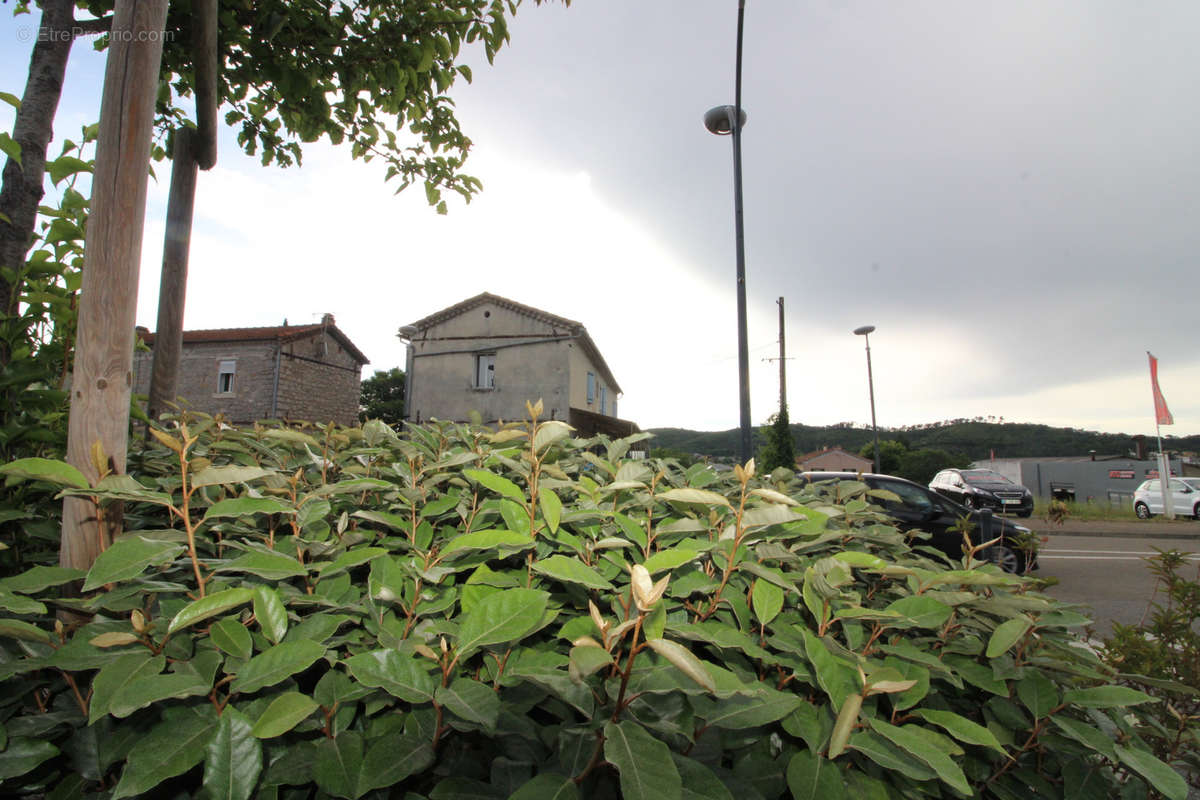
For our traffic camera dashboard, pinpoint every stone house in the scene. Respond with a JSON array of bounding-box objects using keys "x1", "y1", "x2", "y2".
[
  {"x1": 133, "y1": 314, "x2": 369, "y2": 426},
  {"x1": 796, "y1": 447, "x2": 873, "y2": 473},
  {"x1": 401, "y1": 293, "x2": 638, "y2": 438}
]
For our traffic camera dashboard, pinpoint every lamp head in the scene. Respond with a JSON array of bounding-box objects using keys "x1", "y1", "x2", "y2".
[
  {"x1": 704, "y1": 105, "x2": 747, "y2": 135},
  {"x1": 853, "y1": 325, "x2": 876, "y2": 336}
]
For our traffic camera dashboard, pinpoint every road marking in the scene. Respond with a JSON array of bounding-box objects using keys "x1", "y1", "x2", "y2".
[
  {"x1": 1043, "y1": 549, "x2": 1199, "y2": 556},
  {"x1": 1039, "y1": 554, "x2": 1200, "y2": 561}
]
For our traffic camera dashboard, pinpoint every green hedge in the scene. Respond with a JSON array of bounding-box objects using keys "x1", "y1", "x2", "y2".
[{"x1": 0, "y1": 407, "x2": 1188, "y2": 799}]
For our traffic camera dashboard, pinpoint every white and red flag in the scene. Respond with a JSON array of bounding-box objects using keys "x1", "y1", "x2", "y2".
[{"x1": 1148, "y1": 352, "x2": 1174, "y2": 426}]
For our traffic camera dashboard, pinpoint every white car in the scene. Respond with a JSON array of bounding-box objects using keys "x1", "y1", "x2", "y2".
[{"x1": 1132, "y1": 477, "x2": 1200, "y2": 520}]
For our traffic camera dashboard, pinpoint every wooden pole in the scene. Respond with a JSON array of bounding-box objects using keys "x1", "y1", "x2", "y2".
[
  {"x1": 146, "y1": 128, "x2": 198, "y2": 421},
  {"x1": 61, "y1": 0, "x2": 169, "y2": 571},
  {"x1": 193, "y1": 0, "x2": 219, "y2": 170},
  {"x1": 146, "y1": 0, "x2": 219, "y2": 421}
]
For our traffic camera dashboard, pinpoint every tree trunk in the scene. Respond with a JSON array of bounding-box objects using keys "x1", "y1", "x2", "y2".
[
  {"x1": 146, "y1": 128, "x2": 198, "y2": 421},
  {"x1": 0, "y1": 0, "x2": 76, "y2": 322},
  {"x1": 61, "y1": 0, "x2": 169, "y2": 572}
]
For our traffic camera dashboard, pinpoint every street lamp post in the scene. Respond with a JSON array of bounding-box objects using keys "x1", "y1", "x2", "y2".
[
  {"x1": 854, "y1": 325, "x2": 880, "y2": 473},
  {"x1": 705, "y1": 0, "x2": 752, "y2": 465}
]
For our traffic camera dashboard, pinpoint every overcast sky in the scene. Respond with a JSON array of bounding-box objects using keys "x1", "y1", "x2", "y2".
[{"x1": 2, "y1": 1, "x2": 1197, "y2": 439}]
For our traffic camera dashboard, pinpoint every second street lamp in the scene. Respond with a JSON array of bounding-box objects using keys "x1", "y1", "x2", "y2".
[
  {"x1": 854, "y1": 325, "x2": 880, "y2": 473},
  {"x1": 705, "y1": 0, "x2": 752, "y2": 465}
]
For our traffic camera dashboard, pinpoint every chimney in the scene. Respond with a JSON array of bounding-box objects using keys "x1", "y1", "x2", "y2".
[{"x1": 321, "y1": 313, "x2": 335, "y2": 327}]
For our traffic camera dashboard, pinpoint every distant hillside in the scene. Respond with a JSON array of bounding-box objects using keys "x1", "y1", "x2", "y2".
[{"x1": 646, "y1": 421, "x2": 1200, "y2": 462}]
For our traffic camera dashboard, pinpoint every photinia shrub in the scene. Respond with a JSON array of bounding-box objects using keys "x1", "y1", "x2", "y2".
[{"x1": 0, "y1": 402, "x2": 1189, "y2": 799}]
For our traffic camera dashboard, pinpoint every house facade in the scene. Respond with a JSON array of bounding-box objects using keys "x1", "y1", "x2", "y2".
[
  {"x1": 797, "y1": 447, "x2": 873, "y2": 473},
  {"x1": 402, "y1": 293, "x2": 637, "y2": 438},
  {"x1": 133, "y1": 314, "x2": 369, "y2": 426}
]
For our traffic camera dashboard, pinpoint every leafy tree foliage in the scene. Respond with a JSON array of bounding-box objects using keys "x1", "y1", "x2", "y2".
[
  {"x1": 756, "y1": 405, "x2": 796, "y2": 473},
  {"x1": 359, "y1": 366, "x2": 406, "y2": 426},
  {"x1": 859, "y1": 439, "x2": 969, "y2": 485},
  {"x1": 0, "y1": 410, "x2": 1189, "y2": 799}
]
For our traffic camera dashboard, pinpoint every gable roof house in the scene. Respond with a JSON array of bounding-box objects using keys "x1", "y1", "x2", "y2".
[
  {"x1": 796, "y1": 447, "x2": 873, "y2": 473},
  {"x1": 133, "y1": 314, "x2": 369, "y2": 426},
  {"x1": 401, "y1": 293, "x2": 638, "y2": 439}
]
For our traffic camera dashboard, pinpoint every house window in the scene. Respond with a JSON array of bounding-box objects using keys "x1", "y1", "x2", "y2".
[
  {"x1": 217, "y1": 360, "x2": 236, "y2": 394},
  {"x1": 611, "y1": 399, "x2": 617, "y2": 418},
  {"x1": 475, "y1": 354, "x2": 495, "y2": 389},
  {"x1": 600, "y1": 386, "x2": 607, "y2": 416},
  {"x1": 587, "y1": 372, "x2": 595, "y2": 404}
]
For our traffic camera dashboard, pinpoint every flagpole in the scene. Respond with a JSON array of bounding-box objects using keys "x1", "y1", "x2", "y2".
[{"x1": 1149, "y1": 351, "x2": 1174, "y2": 519}]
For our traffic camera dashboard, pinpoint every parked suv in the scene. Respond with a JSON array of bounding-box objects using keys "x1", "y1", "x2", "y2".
[
  {"x1": 929, "y1": 468, "x2": 1034, "y2": 518},
  {"x1": 801, "y1": 471, "x2": 1037, "y2": 574},
  {"x1": 1132, "y1": 477, "x2": 1200, "y2": 520}
]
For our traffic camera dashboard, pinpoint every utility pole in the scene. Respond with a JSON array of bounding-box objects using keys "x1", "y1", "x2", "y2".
[{"x1": 776, "y1": 297, "x2": 786, "y2": 412}]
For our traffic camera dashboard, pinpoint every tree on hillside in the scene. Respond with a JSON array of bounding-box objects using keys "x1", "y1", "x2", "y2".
[
  {"x1": 757, "y1": 406, "x2": 796, "y2": 473},
  {"x1": 860, "y1": 439, "x2": 907, "y2": 474},
  {"x1": 360, "y1": 367, "x2": 406, "y2": 426}
]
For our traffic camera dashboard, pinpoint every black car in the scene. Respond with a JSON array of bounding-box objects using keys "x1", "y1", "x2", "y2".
[
  {"x1": 929, "y1": 468, "x2": 1034, "y2": 518},
  {"x1": 800, "y1": 471, "x2": 1037, "y2": 574}
]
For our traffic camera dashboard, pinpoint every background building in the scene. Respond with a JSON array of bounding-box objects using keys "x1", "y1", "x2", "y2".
[
  {"x1": 402, "y1": 293, "x2": 638, "y2": 439},
  {"x1": 974, "y1": 455, "x2": 1185, "y2": 505},
  {"x1": 134, "y1": 314, "x2": 368, "y2": 426}
]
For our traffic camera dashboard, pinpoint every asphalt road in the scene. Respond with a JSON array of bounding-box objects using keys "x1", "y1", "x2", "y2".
[{"x1": 1032, "y1": 520, "x2": 1200, "y2": 639}]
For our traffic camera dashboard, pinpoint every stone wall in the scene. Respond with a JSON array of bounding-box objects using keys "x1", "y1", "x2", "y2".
[
  {"x1": 133, "y1": 340, "x2": 278, "y2": 423},
  {"x1": 133, "y1": 329, "x2": 363, "y2": 426},
  {"x1": 275, "y1": 331, "x2": 363, "y2": 426}
]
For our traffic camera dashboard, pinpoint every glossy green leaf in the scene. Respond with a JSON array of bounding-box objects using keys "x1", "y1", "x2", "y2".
[
  {"x1": 456, "y1": 588, "x2": 549, "y2": 657},
  {"x1": 168, "y1": 588, "x2": 255, "y2": 634},
  {"x1": 828, "y1": 692, "x2": 862, "y2": 759},
  {"x1": 0, "y1": 565, "x2": 85, "y2": 594},
  {"x1": 656, "y1": 487, "x2": 731, "y2": 508},
  {"x1": 1115, "y1": 745, "x2": 1187, "y2": 800},
  {"x1": 230, "y1": 640, "x2": 327, "y2": 695},
  {"x1": 532, "y1": 554, "x2": 612, "y2": 589},
  {"x1": 0, "y1": 619, "x2": 53, "y2": 646},
  {"x1": 203, "y1": 496, "x2": 293, "y2": 520},
  {"x1": 510, "y1": 773, "x2": 580, "y2": 800},
  {"x1": 1051, "y1": 716, "x2": 1117, "y2": 759},
  {"x1": 0, "y1": 457, "x2": 88, "y2": 488},
  {"x1": 867, "y1": 719, "x2": 970, "y2": 795},
  {"x1": 603, "y1": 720, "x2": 682, "y2": 800},
  {"x1": 254, "y1": 586, "x2": 288, "y2": 644},
  {"x1": 442, "y1": 529, "x2": 534, "y2": 556},
  {"x1": 642, "y1": 548, "x2": 699, "y2": 574},
  {"x1": 913, "y1": 709, "x2": 1005, "y2": 753},
  {"x1": 191, "y1": 465, "x2": 274, "y2": 487},
  {"x1": 569, "y1": 645, "x2": 614, "y2": 684},
  {"x1": 533, "y1": 420, "x2": 572, "y2": 452},
  {"x1": 210, "y1": 617, "x2": 253, "y2": 660},
  {"x1": 645, "y1": 638, "x2": 715, "y2": 693},
  {"x1": 89, "y1": 653, "x2": 164, "y2": 723},
  {"x1": 83, "y1": 536, "x2": 185, "y2": 591},
  {"x1": 358, "y1": 731, "x2": 435, "y2": 794},
  {"x1": 345, "y1": 649, "x2": 437, "y2": 703},
  {"x1": 313, "y1": 731, "x2": 363, "y2": 799},
  {"x1": 1017, "y1": 671, "x2": 1059, "y2": 719},
  {"x1": 111, "y1": 706, "x2": 217, "y2": 799},
  {"x1": 0, "y1": 736, "x2": 59, "y2": 780},
  {"x1": 435, "y1": 679, "x2": 500, "y2": 732},
  {"x1": 671, "y1": 754, "x2": 734, "y2": 800},
  {"x1": 217, "y1": 549, "x2": 306, "y2": 581},
  {"x1": 786, "y1": 750, "x2": 846, "y2": 800},
  {"x1": 250, "y1": 692, "x2": 319, "y2": 739},
  {"x1": 202, "y1": 706, "x2": 261, "y2": 800},
  {"x1": 464, "y1": 468, "x2": 526, "y2": 502},
  {"x1": 692, "y1": 689, "x2": 802, "y2": 729},
  {"x1": 883, "y1": 595, "x2": 953, "y2": 629},
  {"x1": 986, "y1": 617, "x2": 1032, "y2": 658},
  {"x1": 1063, "y1": 686, "x2": 1158, "y2": 708},
  {"x1": 751, "y1": 578, "x2": 784, "y2": 626},
  {"x1": 846, "y1": 732, "x2": 937, "y2": 782},
  {"x1": 539, "y1": 487, "x2": 563, "y2": 533},
  {"x1": 802, "y1": 629, "x2": 857, "y2": 708}
]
